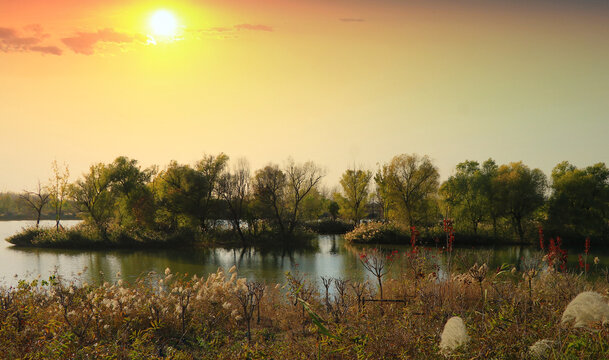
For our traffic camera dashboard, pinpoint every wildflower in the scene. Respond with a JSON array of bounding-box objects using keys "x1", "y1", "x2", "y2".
[
  {"x1": 561, "y1": 291, "x2": 609, "y2": 328},
  {"x1": 165, "y1": 267, "x2": 171, "y2": 276},
  {"x1": 595, "y1": 257, "x2": 600, "y2": 265},
  {"x1": 439, "y1": 316, "x2": 470, "y2": 353}
]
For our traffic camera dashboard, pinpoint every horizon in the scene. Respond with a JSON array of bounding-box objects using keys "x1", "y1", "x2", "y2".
[{"x1": 1, "y1": 0, "x2": 608, "y2": 192}]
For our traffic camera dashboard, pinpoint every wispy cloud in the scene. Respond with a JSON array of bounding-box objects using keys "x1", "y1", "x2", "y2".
[
  {"x1": 61, "y1": 28, "x2": 142, "y2": 55},
  {"x1": 339, "y1": 18, "x2": 365, "y2": 22},
  {"x1": 0, "y1": 26, "x2": 62, "y2": 55},
  {"x1": 189, "y1": 23, "x2": 274, "y2": 40},
  {"x1": 29, "y1": 45, "x2": 63, "y2": 56},
  {"x1": 234, "y1": 24, "x2": 273, "y2": 32}
]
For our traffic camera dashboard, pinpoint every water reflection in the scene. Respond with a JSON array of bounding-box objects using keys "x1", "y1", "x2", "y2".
[{"x1": 1, "y1": 221, "x2": 608, "y2": 289}]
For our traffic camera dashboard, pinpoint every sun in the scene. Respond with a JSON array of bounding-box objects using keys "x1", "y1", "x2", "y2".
[{"x1": 149, "y1": 10, "x2": 178, "y2": 37}]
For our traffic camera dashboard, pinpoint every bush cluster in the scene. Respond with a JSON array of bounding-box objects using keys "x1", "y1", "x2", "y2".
[{"x1": 344, "y1": 222, "x2": 406, "y2": 244}]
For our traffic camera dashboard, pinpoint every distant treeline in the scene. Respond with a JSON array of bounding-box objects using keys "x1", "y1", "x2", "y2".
[
  {"x1": 4, "y1": 154, "x2": 609, "y2": 247},
  {"x1": 0, "y1": 193, "x2": 78, "y2": 221}
]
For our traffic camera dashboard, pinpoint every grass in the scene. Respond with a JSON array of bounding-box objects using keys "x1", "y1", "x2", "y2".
[{"x1": 0, "y1": 249, "x2": 608, "y2": 359}]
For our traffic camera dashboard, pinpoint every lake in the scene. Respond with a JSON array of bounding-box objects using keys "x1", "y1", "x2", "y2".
[{"x1": 0, "y1": 220, "x2": 603, "y2": 288}]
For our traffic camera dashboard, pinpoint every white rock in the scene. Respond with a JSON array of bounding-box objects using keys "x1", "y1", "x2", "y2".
[
  {"x1": 439, "y1": 316, "x2": 470, "y2": 353},
  {"x1": 561, "y1": 291, "x2": 609, "y2": 328}
]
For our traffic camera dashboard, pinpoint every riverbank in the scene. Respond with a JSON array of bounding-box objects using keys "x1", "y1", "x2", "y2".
[
  {"x1": 4, "y1": 222, "x2": 323, "y2": 250},
  {"x1": 0, "y1": 264, "x2": 607, "y2": 358}
]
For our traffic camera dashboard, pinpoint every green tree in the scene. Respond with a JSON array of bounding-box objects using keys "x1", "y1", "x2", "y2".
[
  {"x1": 547, "y1": 161, "x2": 609, "y2": 241},
  {"x1": 440, "y1": 161, "x2": 486, "y2": 235},
  {"x1": 373, "y1": 166, "x2": 393, "y2": 221},
  {"x1": 384, "y1": 154, "x2": 440, "y2": 227},
  {"x1": 495, "y1": 162, "x2": 546, "y2": 242},
  {"x1": 334, "y1": 168, "x2": 372, "y2": 224},
  {"x1": 107, "y1": 156, "x2": 155, "y2": 227},
  {"x1": 70, "y1": 163, "x2": 114, "y2": 237},
  {"x1": 195, "y1": 153, "x2": 229, "y2": 230},
  {"x1": 479, "y1": 159, "x2": 501, "y2": 238},
  {"x1": 327, "y1": 201, "x2": 340, "y2": 221},
  {"x1": 152, "y1": 161, "x2": 206, "y2": 231},
  {"x1": 253, "y1": 164, "x2": 288, "y2": 235}
]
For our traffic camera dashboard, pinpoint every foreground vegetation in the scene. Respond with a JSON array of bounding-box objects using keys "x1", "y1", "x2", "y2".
[{"x1": 1, "y1": 242, "x2": 609, "y2": 359}]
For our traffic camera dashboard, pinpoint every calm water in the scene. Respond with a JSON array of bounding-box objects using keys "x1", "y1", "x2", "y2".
[{"x1": 0, "y1": 221, "x2": 604, "y2": 287}]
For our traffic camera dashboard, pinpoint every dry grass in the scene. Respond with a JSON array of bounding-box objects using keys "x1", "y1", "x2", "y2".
[{"x1": 0, "y1": 259, "x2": 608, "y2": 359}]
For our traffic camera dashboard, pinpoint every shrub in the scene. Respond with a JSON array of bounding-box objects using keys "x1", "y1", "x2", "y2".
[{"x1": 344, "y1": 222, "x2": 406, "y2": 244}]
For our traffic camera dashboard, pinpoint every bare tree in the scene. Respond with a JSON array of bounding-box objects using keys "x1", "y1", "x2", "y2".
[
  {"x1": 218, "y1": 158, "x2": 251, "y2": 245},
  {"x1": 19, "y1": 181, "x2": 50, "y2": 227},
  {"x1": 284, "y1": 159, "x2": 324, "y2": 235},
  {"x1": 47, "y1": 160, "x2": 70, "y2": 230}
]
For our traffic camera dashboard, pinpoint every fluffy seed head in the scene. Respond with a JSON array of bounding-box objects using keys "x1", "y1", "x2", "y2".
[{"x1": 528, "y1": 339, "x2": 555, "y2": 359}]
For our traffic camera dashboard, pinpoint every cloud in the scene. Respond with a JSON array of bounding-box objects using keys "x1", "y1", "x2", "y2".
[
  {"x1": 29, "y1": 45, "x2": 63, "y2": 56},
  {"x1": 61, "y1": 28, "x2": 138, "y2": 55},
  {"x1": 339, "y1": 18, "x2": 365, "y2": 22},
  {"x1": 0, "y1": 26, "x2": 61, "y2": 55},
  {"x1": 207, "y1": 27, "x2": 233, "y2": 33},
  {"x1": 234, "y1": 24, "x2": 273, "y2": 32}
]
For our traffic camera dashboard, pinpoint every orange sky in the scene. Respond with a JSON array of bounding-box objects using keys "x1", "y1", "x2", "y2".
[{"x1": 1, "y1": 0, "x2": 608, "y2": 191}]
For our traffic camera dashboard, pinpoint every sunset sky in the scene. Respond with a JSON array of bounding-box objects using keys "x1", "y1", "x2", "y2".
[{"x1": 1, "y1": 0, "x2": 608, "y2": 191}]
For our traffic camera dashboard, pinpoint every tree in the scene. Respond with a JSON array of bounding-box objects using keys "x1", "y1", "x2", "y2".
[
  {"x1": 107, "y1": 156, "x2": 155, "y2": 227},
  {"x1": 152, "y1": 161, "x2": 206, "y2": 231},
  {"x1": 218, "y1": 158, "x2": 251, "y2": 245},
  {"x1": 195, "y1": 153, "x2": 229, "y2": 230},
  {"x1": 284, "y1": 159, "x2": 325, "y2": 235},
  {"x1": 70, "y1": 163, "x2": 114, "y2": 237},
  {"x1": 373, "y1": 166, "x2": 393, "y2": 221},
  {"x1": 335, "y1": 168, "x2": 372, "y2": 224},
  {"x1": 479, "y1": 159, "x2": 501, "y2": 238},
  {"x1": 440, "y1": 161, "x2": 486, "y2": 235},
  {"x1": 47, "y1": 160, "x2": 70, "y2": 230},
  {"x1": 546, "y1": 162, "x2": 609, "y2": 241},
  {"x1": 327, "y1": 201, "x2": 340, "y2": 221},
  {"x1": 19, "y1": 181, "x2": 50, "y2": 227},
  {"x1": 384, "y1": 154, "x2": 440, "y2": 227},
  {"x1": 495, "y1": 162, "x2": 546, "y2": 242},
  {"x1": 253, "y1": 164, "x2": 288, "y2": 235}
]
